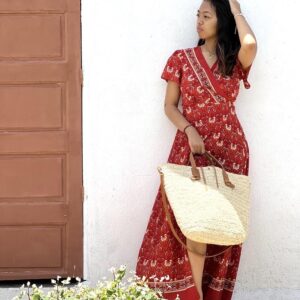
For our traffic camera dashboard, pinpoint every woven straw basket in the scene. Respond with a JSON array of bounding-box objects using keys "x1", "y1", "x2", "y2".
[{"x1": 157, "y1": 151, "x2": 251, "y2": 258}]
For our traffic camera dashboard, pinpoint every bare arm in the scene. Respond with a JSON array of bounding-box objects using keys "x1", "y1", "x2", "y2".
[
  {"x1": 229, "y1": 0, "x2": 257, "y2": 69},
  {"x1": 163, "y1": 81, "x2": 190, "y2": 132},
  {"x1": 163, "y1": 81, "x2": 205, "y2": 154}
]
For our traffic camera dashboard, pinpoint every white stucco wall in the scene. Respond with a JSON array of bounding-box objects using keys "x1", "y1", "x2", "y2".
[{"x1": 82, "y1": 0, "x2": 300, "y2": 298}]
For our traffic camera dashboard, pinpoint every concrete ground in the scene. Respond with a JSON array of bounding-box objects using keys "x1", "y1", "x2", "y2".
[{"x1": 232, "y1": 288, "x2": 300, "y2": 300}]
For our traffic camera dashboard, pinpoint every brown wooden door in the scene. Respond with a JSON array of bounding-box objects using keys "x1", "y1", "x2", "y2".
[{"x1": 0, "y1": 0, "x2": 83, "y2": 280}]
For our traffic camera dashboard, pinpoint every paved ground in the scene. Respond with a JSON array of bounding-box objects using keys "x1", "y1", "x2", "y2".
[{"x1": 232, "y1": 288, "x2": 300, "y2": 300}]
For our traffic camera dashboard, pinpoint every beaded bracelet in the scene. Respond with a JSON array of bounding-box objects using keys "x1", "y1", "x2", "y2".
[{"x1": 183, "y1": 124, "x2": 193, "y2": 134}]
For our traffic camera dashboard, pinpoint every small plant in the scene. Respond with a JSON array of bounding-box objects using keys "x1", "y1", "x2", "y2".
[{"x1": 12, "y1": 265, "x2": 181, "y2": 300}]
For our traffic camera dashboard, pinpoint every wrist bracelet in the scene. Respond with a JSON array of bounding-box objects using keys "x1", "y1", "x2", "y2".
[
  {"x1": 183, "y1": 124, "x2": 193, "y2": 134},
  {"x1": 234, "y1": 12, "x2": 244, "y2": 18}
]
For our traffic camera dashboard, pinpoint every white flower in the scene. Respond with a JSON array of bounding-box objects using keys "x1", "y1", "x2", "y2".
[
  {"x1": 76, "y1": 276, "x2": 81, "y2": 282},
  {"x1": 62, "y1": 277, "x2": 71, "y2": 285},
  {"x1": 119, "y1": 264, "x2": 126, "y2": 271},
  {"x1": 109, "y1": 267, "x2": 116, "y2": 273},
  {"x1": 57, "y1": 275, "x2": 61, "y2": 280},
  {"x1": 26, "y1": 281, "x2": 30, "y2": 287},
  {"x1": 51, "y1": 279, "x2": 56, "y2": 284}
]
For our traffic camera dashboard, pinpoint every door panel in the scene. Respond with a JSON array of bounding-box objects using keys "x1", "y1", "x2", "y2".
[{"x1": 0, "y1": 0, "x2": 83, "y2": 280}]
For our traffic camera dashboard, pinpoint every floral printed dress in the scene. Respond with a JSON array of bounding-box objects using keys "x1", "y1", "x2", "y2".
[{"x1": 135, "y1": 46, "x2": 252, "y2": 300}]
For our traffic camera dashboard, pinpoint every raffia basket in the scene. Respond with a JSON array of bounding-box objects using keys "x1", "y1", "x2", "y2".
[{"x1": 157, "y1": 151, "x2": 251, "y2": 258}]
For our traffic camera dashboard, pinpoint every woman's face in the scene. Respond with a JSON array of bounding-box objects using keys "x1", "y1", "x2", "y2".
[{"x1": 196, "y1": 1, "x2": 218, "y2": 40}]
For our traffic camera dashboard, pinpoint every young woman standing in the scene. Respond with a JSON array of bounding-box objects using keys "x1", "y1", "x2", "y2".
[{"x1": 135, "y1": 0, "x2": 257, "y2": 299}]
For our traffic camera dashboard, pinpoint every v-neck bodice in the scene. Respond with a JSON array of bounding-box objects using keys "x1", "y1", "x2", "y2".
[
  {"x1": 195, "y1": 46, "x2": 218, "y2": 71},
  {"x1": 160, "y1": 46, "x2": 251, "y2": 174},
  {"x1": 160, "y1": 47, "x2": 252, "y2": 109}
]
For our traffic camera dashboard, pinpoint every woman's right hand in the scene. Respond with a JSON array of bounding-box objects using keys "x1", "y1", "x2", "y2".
[{"x1": 185, "y1": 126, "x2": 206, "y2": 154}]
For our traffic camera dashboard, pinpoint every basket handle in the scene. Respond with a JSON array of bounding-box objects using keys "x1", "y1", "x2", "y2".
[
  {"x1": 189, "y1": 151, "x2": 235, "y2": 189},
  {"x1": 158, "y1": 170, "x2": 235, "y2": 258}
]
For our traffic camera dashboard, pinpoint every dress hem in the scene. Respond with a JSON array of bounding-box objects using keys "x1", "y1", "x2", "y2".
[{"x1": 162, "y1": 284, "x2": 199, "y2": 300}]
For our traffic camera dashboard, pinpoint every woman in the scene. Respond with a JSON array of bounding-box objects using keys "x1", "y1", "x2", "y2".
[{"x1": 135, "y1": 0, "x2": 257, "y2": 299}]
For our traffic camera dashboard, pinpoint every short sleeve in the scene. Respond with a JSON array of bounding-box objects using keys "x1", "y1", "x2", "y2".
[
  {"x1": 161, "y1": 50, "x2": 182, "y2": 85},
  {"x1": 236, "y1": 58, "x2": 252, "y2": 89}
]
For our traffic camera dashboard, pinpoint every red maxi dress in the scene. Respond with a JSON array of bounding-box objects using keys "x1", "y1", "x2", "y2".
[{"x1": 135, "y1": 46, "x2": 252, "y2": 300}]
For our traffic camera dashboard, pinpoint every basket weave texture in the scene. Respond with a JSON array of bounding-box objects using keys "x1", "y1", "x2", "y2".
[{"x1": 159, "y1": 162, "x2": 251, "y2": 245}]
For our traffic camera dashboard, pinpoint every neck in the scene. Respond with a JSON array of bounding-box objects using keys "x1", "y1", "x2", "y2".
[{"x1": 203, "y1": 38, "x2": 217, "y2": 54}]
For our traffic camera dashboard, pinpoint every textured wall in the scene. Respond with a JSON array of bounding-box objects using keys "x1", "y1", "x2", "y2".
[{"x1": 81, "y1": 0, "x2": 300, "y2": 297}]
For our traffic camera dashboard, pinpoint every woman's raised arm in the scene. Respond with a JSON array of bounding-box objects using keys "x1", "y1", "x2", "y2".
[{"x1": 229, "y1": 0, "x2": 257, "y2": 69}]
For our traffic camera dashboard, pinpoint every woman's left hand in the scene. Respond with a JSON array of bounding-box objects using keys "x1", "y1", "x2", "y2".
[{"x1": 229, "y1": 0, "x2": 242, "y2": 15}]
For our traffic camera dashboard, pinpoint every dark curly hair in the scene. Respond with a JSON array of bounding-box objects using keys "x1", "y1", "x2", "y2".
[{"x1": 197, "y1": 0, "x2": 240, "y2": 76}]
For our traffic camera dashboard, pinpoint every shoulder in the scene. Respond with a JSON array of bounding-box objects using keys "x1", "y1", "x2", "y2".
[
  {"x1": 173, "y1": 47, "x2": 195, "y2": 55},
  {"x1": 163, "y1": 46, "x2": 196, "y2": 67},
  {"x1": 169, "y1": 49, "x2": 184, "y2": 59},
  {"x1": 163, "y1": 49, "x2": 184, "y2": 68},
  {"x1": 169, "y1": 47, "x2": 195, "y2": 61}
]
